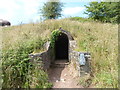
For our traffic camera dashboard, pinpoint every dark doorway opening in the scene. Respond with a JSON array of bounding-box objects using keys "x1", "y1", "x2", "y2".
[{"x1": 55, "y1": 33, "x2": 69, "y2": 60}]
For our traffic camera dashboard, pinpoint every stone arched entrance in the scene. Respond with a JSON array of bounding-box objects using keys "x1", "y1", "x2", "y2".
[{"x1": 55, "y1": 33, "x2": 69, "y2": 61}]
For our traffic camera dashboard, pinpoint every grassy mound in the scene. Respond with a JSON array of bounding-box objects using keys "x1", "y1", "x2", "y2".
[{"x1": 1, "y1": 18, "x2": 118, "y2": 88}]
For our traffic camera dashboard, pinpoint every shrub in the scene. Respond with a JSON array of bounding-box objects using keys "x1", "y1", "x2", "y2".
[{"x1": 2, "y1": 38, "x2": 52, "y2": 88}]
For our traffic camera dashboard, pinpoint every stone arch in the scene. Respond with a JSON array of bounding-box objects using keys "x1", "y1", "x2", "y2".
[{"x1": 55, "y1": 32, "x2": 69, "y2": 61}]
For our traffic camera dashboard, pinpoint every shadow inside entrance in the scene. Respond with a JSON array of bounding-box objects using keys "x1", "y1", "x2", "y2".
[{"x1": 55, "y1": 33, "x2": 69, "y2": 60}]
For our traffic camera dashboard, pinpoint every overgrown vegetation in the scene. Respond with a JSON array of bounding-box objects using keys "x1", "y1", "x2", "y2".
[
  {"x1": 1, "y1": 18, "x2": 118, "y2": 88},
  {"x1": 2, "y1": 26, "x2": 52, "y2": 88},
  {"x1": 50, "y1": 29, "x2": 62, "y2": 48},
  {"x1": 2, "y1": 39, "x2": 53, "y2": 88}
]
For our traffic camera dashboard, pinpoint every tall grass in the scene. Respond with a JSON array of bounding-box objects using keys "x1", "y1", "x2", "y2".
[
  {"x1": 2, "y1": 18, "x2": 118, "y2": 88},
  {"x1": 2, "y1": 25, "x2": 52, "y2": 88}
]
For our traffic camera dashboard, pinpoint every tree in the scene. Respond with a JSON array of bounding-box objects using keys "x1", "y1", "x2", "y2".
[
  {"x1": 40, "y1": 0, "x2": 63, "y2": 20},
  {"x1": 84, "y1": 2, "x2": 120, "y2": 23}
]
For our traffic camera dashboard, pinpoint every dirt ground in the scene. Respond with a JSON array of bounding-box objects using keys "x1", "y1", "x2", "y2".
[{"x1": 47, "y1": 60, "x2": 84, "y2": 88}]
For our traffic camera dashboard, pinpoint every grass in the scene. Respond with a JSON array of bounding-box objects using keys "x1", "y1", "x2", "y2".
[
  {"x1": 68, "y1": 17, "x2": 94, "y2": 23},
  {"x1": 1, "y1": 18, "x2": 118, "y2": 88}
]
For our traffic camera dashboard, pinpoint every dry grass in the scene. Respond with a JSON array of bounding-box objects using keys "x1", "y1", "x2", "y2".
[{"x1": 2, "y1": 19, "x2": 118, "y2": 88}]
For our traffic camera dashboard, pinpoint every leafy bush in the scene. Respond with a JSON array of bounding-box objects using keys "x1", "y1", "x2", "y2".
[
  {"x1": 2, "y1": 38, "x2": 52, "y2": 88},
  {"x1": 85, "y1": 2, "x2": 120, "y2": 23}
]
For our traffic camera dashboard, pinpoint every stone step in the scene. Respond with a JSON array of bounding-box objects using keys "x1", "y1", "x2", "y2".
[
  {"x1": 52, "y1": 60, "x2": 69, "y2": 68},
  {"x1": 53, "y1": 63, "x2": 69, "y2": 68},
  {"x1": 54, "y1": 60, "x2": 69, "y2": 64}
]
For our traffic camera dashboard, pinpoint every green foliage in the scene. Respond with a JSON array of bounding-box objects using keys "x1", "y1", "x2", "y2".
[
  {"x1": 93, "y1": 71, "x2": 118, "y2": 88},
  {"x1": 27, "y1": 57, "x2": 53, "y2": 88},
  {"x1": 50, "y1": 29, "x2": 62, "y2": 48},
  {"x1": 85, "y1": 2, "x2": 120, "y2": 23},
  {"x1": 40, "y1": 0, "x2": 63, "y2": 20},
  {"x1": 2, "y1": 38, "x2": 52, "y2": 88},
  {"x1": 69, "y1": 17, "x2": 94, "y2": 22}
]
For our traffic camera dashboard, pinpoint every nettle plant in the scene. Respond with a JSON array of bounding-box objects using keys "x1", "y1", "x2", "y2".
[{"x1": 50, "y1": 29, "x2": 62, "y2": 48}]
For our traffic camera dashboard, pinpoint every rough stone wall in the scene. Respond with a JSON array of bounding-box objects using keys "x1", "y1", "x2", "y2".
[
  {"x1": 28, "y1": 31, "x2": 78, "y2": 71},
  {"x1": 80, "y1": 55, "x2": 91, "y2": 77},
  {"x1": 29, "y1": 36, "x2": 91, "y2": 77},
  {"x1": 69, "y1": 40, "x2": 91, "y2": 77},
  {"x1": 29, "y1": 51, "x2": 51, "y2": 71},
  {"x1": 29, "y1": 39, "x2": 91, "y2": 77},
  {"x1": 44, "y1": 41, "x2": 50, "y2": 50},
  {"x1": 69, "y1": 40, "x2": 80, "y2": 76},
  {"x1": 69, "y1": 51, "x2": 91, "y2": 77},
  {"x1": 69, "y1": 40, "x2": 77, "y2": 61},
  {"x1": 29, "y1": 41, "x2": 55, "y2": 71}
]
